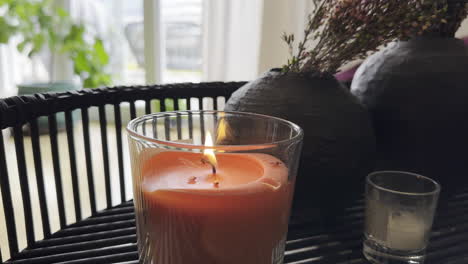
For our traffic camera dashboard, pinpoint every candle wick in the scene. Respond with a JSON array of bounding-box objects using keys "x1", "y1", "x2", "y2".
[
  {"x1": 201, "y1": 158, "x2": 217, "y2": 175},
  {"x1": 201, "y1": 158, "x2": 220, "y2": 186}
]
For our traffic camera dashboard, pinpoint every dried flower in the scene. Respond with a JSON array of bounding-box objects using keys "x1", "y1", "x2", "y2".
[{"x1": 282, "y1": 0, "x2": 463, "y2": 74}]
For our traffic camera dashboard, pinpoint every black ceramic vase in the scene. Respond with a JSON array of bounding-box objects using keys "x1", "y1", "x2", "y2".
[
  {"x1": 225, "y1": 69, "x2": 376, "y2": 220},
  {"x1": 351, "y1": 36, "x2": 468, "y2": 192}
]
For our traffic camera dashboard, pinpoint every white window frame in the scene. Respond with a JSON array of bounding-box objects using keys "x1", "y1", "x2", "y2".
[{"x1": 143, "y1": 0, "x2": 165, "y2": 84}]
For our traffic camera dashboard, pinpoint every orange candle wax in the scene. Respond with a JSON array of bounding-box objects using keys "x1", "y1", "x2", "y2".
[{"x1": 138, "y1": 151, "x2": 293, "y2": 264}]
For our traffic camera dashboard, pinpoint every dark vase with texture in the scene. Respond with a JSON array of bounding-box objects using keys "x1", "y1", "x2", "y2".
[
  {"x1": 351, "y1": 36, "x2": 468, "y2": 193},
  {"x1": 225, "y1": 69, "x2": 376, "y2": 222}
]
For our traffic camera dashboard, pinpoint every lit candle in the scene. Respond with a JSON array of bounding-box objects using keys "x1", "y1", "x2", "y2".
[{"x1": 139, "y1": 132, "x2": 293, "y2": 264}]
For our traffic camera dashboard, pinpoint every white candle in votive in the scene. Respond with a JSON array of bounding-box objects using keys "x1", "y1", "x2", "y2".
[{"x1": 386, "y1": 211, "x2": 430, "y2": 251}]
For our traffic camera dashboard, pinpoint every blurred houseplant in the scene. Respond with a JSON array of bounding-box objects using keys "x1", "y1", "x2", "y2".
[
  {"x1": 225, "y1": 0, "x2": 448, "y2": 222},
  {"x1": 351, "y1": 0, "x2": 468, "y2": 192},
  {"x1": 0, "y1": 0, "x2": 111, "y2": 132},
  {"x1": 0, "y1": 0, "x2": 111, "y2": 89}
]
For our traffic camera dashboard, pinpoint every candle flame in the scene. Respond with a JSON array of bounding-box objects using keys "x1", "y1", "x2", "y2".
[
  {"x1": 216, "y1": 112, "x2": 229, "y2": 142},
  {"x1": 203, "y1": 132, "x2": 218, "y2": 169}
]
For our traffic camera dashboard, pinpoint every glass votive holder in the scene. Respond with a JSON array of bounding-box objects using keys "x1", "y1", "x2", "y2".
[
  {"x1": 363, "y1": 171, "x2": 441, "y2": 264},
  {"x1": 127, "y1": 111, "x2": 303, "y2": 264}
]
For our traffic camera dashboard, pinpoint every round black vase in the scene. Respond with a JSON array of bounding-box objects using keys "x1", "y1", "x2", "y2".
[
  {"x1": 225, "y1": 69, "x2": 376, "y2": 221},
  {"x1": 351, "y1": 36, "x2": 468, "y2": 193}
]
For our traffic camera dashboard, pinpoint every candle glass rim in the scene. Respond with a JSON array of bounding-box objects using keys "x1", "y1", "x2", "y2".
[
  {"x1": 367, "y1": 170, "x2": 441, "y2": 197},
  {"x1": 127, "y1": 110, "x2": 304, "y2": 151}
]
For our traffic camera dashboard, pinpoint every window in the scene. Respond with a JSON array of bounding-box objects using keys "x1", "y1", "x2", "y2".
[
  {"x1": 162, "y1": 0, "x2": 203, "y2": 83},
  {"x1": 94, "y1": 0, "x2": 203, "y2": 86}
]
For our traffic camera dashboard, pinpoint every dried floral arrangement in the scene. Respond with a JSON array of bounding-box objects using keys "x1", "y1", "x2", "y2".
[{"x1": 282, "y1": 0, "x2": 467, "y2": 74}]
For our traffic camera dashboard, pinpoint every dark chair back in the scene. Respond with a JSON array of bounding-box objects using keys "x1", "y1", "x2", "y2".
[{"x1": 0, "y1": 82, "x2": 244, "y2": 262}]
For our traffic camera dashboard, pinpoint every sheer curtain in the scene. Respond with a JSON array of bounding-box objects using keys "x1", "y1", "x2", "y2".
[
  {"x1": 202, "y1": 0, "x2": 314, "y2": 82},
  {"x1": 0, "y1": 40, "x2": 47, "y2": 98},
  {"x1": 0, "y1": 44, "x2": 19, "y2": 98}
]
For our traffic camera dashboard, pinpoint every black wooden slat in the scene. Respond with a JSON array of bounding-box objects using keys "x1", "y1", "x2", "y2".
[
  {"x1": 129, "y1": 101, "x2": 136, "y2": 120},
  {"x1": 160, "y1": 99, "x2": 166, "y2": 112},
  {"x1": 176, "y1": 113, "x2": 182, "y2": 140},
  {"x1": 52, "y1": 220, "x2": 135, "y2": 239},
  {"x1": 81, "y1": 108, "x2": 97, "y2": 215},
  {"x1": 141, "y1": 102, "x2": 148, "y2": 136},
  {"x1": 6, "y1": 244, "x2": 136, "y2": 264},
  {"x1": 164, "y1": 117, "x2": 171, "y2": 141},
  {"x1": 187, "y1": 98, "x2": 193, "y2": 139},
  {"x1": 48, "y1": 114, "x2": 66, "y2": 229},
  {"x1": 213, "y1": 101, "x2": 219, "y2": 128},
  {"x1": 198, "y1": 97, "x2": 203, "y2": 110},
  {"x1": 430, "y1": 233, "x2": 468, "y2": 255},
  {"x1": 14, "y1": 234, "x2": 136, "y2": 260},
  {"x1": 199, "y1": 99, "x2": 205, "y2": 141},
  {"x1": 13, "y1": 126, "x2": 35, "y2": 246},
  {"x1": 433, "y1": 214, "x2": 468, "y2": 232},
  {"x1": 52, "y1": 251, "x2": 138, "y2": 264},
  {"x1": 174, "y1": 102, "x2": 182, "y2": 140},
  {"x1": 98, "y1": 106, "x2": 112, "y2": 208},
  {"x1": 173, "y1": 98, "x2": 179, "y2": 111},
  {"x1": 186, "y1": 97, "x2": 192, "y2": 110},
  {"x1": 151, "y1": 115, "x2": 158, "y2": 139},
  {"x1": 428, "y1": 244, "x2": 468, "y2": 263},
  {"x1": 174, "y1": 100, "x2": 182, "y2": 140},
  {"x1": 94, "y1": 205, "x2": 133, "y2": 217},
  {"x1": 0, "y1": 132, "x2": 19, "y2": 255},
  {"x1": 65, "y1": 111, "x2": 82, "y2": 221},
  {"x1": 213, "y1": 96, "x2": 218, "y2": 110},
  {"x1": 71, "y1": 213, "x2": 135, "y2": 228},
  {"x1": 144, "y1": 100, "x2": 151, "y2": 115},
  {"x1": 285, "y1": 233, "x2": 362, "y2": 263},
  {"x1": 29, "y1": 119, "x2": 51, "y2": 237},
  {"x1": 143, "y1": 101, "x2": 151, "y2": 137},
  {"x1": 151, "y1": 100, "x2": 158, "y2": 138},
  {"x1": 32, "y1": 227, "x2": 135, "y2": 249},
  {"x1": 433, "y1": 254, "x2": 468, "y2": 264},
  {"x1": 113, "y1": 104, "x2": 126, "y2": 203},
  {"x1": 160, "y1": 99, "x2": 170, "y2": 141}
]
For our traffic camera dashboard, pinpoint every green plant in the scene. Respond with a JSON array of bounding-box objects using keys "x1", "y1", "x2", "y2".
[
  {"x1": 282, "y1": 0, "x2": 454, "y2": 74},
  {"x1": 0, "y1": 0, "x2": 111, "y2": 88}
]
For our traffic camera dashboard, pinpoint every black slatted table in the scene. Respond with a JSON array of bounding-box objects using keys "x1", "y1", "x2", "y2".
[{"x1": 5, "y1": 188, "x2": 468, "y2": 264}]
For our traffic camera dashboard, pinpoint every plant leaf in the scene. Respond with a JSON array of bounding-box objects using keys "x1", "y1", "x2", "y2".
[
  {"x1": 56, "y1": 7, "x2": 68, "y2": 18},
  {"x1": 74, "y1": 52, "x2": 91, "y2": 73},
  {"x1": 32, "y1": 33, "x2": 45, "y2": 51},
  {"x1": 83, "y1": 77, "x2": 94, "y2": 88},
  {"x1": 17, "y1": 39, "x2": 30, "y2": 52},
  {"x1": 93, "y1": 39, "x2": 109, "y2": 65},
  {"x1": 0, "y1": 17, "x2": 16, "y2": 43}
]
